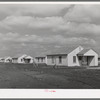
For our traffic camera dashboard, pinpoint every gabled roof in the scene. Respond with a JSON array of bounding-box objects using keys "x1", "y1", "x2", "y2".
[
  {"x1": 77, "y1": 49, "x2": 90, "y2": 55},
  {"x1": 35, "y1": 55, "x2": 46, "y2": 58},
  {"x1": 12, "y1": 54, "x2": 27, "y2": 58},
  {"x1": 5, "y1": 56, "x2": 12, "y2": 60},
  {"x1": 47, "y1": 45, "x2": 82, "y2": 56},
  {"x1": 24, "y1": 56, "x2": 33, "y2": 59}
]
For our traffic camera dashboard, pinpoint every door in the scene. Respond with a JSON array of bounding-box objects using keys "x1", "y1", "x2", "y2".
[
  {"x1": 78, "y1": 56, "x2": 83, "y2": 66},
  {"x1": 82, "y1": 56, "x2": 88, "y2": 66},
  {"x1": 52, "y1": 56, "x2": 56, "y2": 65}
]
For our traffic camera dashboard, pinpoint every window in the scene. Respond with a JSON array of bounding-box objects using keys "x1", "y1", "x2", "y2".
[
  {"x1": 73, "y1": 56, "x2": 76, "y2": 63},
  {"x1": 41, "y1": 58, "x2": 43, "y2": 62},
  {"x1": 52, "y1": 56, "x2": 55, "y2": 63},
  {"x1": 38, "y1": 58, "x2": 40, "y2": 62},
  {"x1": 59, "y1": 56, "x2": 62, "y2": 64},
  {"x1": 79, "y1": 56, "x2": 82, "y2": 60},
  {"x1": 21, "y1": 59, "x2": 23, "y2": 62}
]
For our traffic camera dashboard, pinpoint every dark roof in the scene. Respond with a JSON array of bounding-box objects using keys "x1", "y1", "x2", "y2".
[
  {"x1": 47, "y1": 46, "x2": 82, "y2": 56},
  {"x1": 77, "y1": 49, "x2": 90, "y2": 55}
]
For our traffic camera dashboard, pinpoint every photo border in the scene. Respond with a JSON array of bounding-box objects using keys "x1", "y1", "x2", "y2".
[{"x1": 0, "y1": 1, "x2": 99, "y2": 99}]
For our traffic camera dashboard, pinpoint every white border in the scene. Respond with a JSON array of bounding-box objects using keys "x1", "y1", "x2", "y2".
[
  {"x1": 0, "y1": 89, "x2": 100, "y2": 98},
  {"x1": 0, "y1": 1, "x2": 100, "y2": 98},
  {"x1": 0, "y1": 1, "x2": 100, "y2": 4}
]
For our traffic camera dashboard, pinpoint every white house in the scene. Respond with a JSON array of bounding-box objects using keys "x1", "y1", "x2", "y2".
[
  {"x1": 77, "y1": 49, "x2": 98, "y2": 66},
  {"x1": 12, "y1": 54, "x2": 27, "y2": 63},
  {"x1": 35, "y1": 55, "x2": 46, "y2": 64},
  {"x1": 23, "y1": 56, "x2": 33, "y2": 64},
  {"x1": 4, "y1": 57, "x2": 12, "y2": 63},
  {"x1": 46, "y1": 46, "x2": 98, "y2": 67},
  {"x1": 0, "y1": 58, "x2": 5, "y2": 62}
]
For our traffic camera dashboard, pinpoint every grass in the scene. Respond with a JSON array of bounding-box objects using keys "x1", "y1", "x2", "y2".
[{"x1": 0, "y1": 63, "x2": 100, "y2": 88}]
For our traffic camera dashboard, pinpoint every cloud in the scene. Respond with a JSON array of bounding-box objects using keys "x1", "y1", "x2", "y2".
[
  {"x1": 2, "y1": 16, "x2": 65, "y2": 29},
  {"x1": 0, "y1": 4, "x2": 72, "y2": 17},
  {"x1": 12, "y1": 34, "x2": 96, "y2": 45},
  {"x1": 2, "y1": 14, "x2": 100, "y2": 37},
  {"x1": 64, "y1": 5, "x2": 100, "y2": 24},
  {"x1": 54, "y1": 22, "x2": 100, "y2": 36},
  {"x1": 0, "y1": 4, "x2": 100, "y2": 57},
  {"x1": 0, "y1": 31, "x2": 95, "y2": 46},
  {"x1": 0, "y1": 32, "x2": 19, "y2": 42}
]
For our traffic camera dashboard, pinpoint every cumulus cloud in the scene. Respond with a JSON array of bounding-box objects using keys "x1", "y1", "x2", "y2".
[
  {"x1": 2, "y1": 14, "x2": 100, "y2": 37},
  {"x1": 64, "y1": 5, "x2": 100, "y2": 24},
  {"x1": 54, "y1": 22, "x2": 100, "y2": 35},
  {"x1": 0, "y1": 4, "x2": 71, "y2": 17},
  {"x1": 0, "y1": 32, "x2": 19, "y2": 42},
  {"x1": 0, "y1": 31, "x2": 95, "y2": 45},
  {"x1": 0, "y1": 4, "x2": 99, "y2": 56},
  {"x1": 11, "y1": 34, "x2": 96, "y2": 45},
  {"x1": 2, "y1": 16, "x2": 65, "y2": 29}
]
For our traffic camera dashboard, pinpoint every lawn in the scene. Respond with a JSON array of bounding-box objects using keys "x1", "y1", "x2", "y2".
[{"x1": 0, "y1": 63, "x2": 99, "y2": 89}]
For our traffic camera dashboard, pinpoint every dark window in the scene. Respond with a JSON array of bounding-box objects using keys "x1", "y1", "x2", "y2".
[
  {"x1": 52, "y1": 56, "x2": 55, "y2": 63},
  {"x1": 79, "y1": 56, "x2": 82, "y2": 60},
  {"x1": 21, "y1": 59, "x2": 23, "y2": 62},
  {"x1": 73, "y1": 56, "x2": 76, "y2": 63},
  {"x1": 41, "y1": 58, "x2": 43, "y2": 62},
  {"x1": 59, "y1": 56, "x2": 62, "y2": 64}
]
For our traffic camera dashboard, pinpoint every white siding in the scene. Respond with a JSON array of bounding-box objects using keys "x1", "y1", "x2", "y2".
[
  {"x1": 35, "y1": 57, "x2": 46, "y2": 63},
  {"x1": 12, "y1": 58, "x2": 18, "y2": 63},
  {"x1": 84, "y1": 49, "x2": 98, "y2": 66},
  {"x1": 68, "y1": 46, "x2": 84, "y2": 66},
  {"x1": 17, "y1": 55, "x2": 27, "y2": 63},
  {"x1": 46, "y1": 55, "x2": 68, "y2": 66}
]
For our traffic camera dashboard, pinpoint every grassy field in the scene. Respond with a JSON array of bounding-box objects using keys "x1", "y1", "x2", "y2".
[{"x1": 0, "y1": 63, "x2": 100, "y2": 89}]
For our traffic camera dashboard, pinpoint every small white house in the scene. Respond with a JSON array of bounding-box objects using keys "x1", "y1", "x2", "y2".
[
  {"x1": 24, "y1": 56, "x2": 33, "y2": 64},
  {"x1": 35, "y1": 56, "x2": 46, "y2": 64},
  {"x1": 46, "y1": 46, "x2": 98, "y2": 67},
  {"x1": 0, "y1": 58, "x2": 5, "y2": 62},
  {"x1": 77, "y1": 49, "x2": 98, "y2": 66},
  {"x1": 12, "y1": 54, "x2": 27, "y2": 63},
  {"x1": 46, "y1": 46, "x2": 83, "y2": 66},
  {"x1": 4, "y1": 57, "x2": 12, "y2": 63}
]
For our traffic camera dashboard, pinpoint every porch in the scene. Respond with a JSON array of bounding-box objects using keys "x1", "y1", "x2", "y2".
[{"x1": 78, "y1": 56, "x2": 94, "y2": 66}]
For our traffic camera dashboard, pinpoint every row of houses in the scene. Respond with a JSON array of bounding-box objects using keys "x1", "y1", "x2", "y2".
[
  {"x1": 0, "y1": 55, "x2": 33, "y2": 64},
  {"x1": 0, "y1": 46, "x2": 99, "y2": 67}
]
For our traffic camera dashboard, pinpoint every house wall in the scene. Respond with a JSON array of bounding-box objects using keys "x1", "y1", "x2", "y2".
[
  {"x1": 46, "y1": 55, "x2": 68, "y2": 66},
  {"x1": 29, "y1": 59, "x2": 33, "y2": 63},
  {"x1": 5, "y1": 57, "x2": 12, "y2": 63},
  {"x1": 87, "y1": 56, "x2": 95, "y2": 66},
  {"x1": 0, "y1": 59, "x2": 5, "y2": 62},
  {"x1": 5, "y1": 59, "x2": 12, "y2": 63},
  {"x1": 24, "y1": 59, "x2": 33, "y2": 63},
  {"x1": 68, "y1": 46, "x2": 84, "y2": 66},
  {"x1": 17, "y1": 57, "x2": 25, "y2": 63},
  {"x1": 84, "y1": 49, "x2": 98, "y2": 66},
  {"x1": 12, "y1": 58, "x2": 18, "y2": 63},
  {"x1": 98, "y1": 58, "x2": 100, "y2": 64},
  {"x1": 35, "y1": 57, "x2": 46, "y2": 63}
]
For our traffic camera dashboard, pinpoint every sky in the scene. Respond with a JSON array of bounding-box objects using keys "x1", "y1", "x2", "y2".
[{"x1": 0, "y1": 4, "x2": 100, "y2": 57}]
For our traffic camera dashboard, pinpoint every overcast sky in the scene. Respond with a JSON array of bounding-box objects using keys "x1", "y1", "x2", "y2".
[{"x1": 0, "y1": 4, "x2": 100, "y2": 57}]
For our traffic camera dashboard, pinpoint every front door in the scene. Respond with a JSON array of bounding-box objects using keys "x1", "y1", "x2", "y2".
[
  {"x1": 78, "y1": 56, "x2": 88, "y2": 66},
  {"x1": 82, "y1": 56, "x2": 88, "y2": 66}
]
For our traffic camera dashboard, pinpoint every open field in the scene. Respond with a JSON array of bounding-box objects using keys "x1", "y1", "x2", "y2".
[{"x1": 0, "y1": 63, "x2": 100, "y2": 88}]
